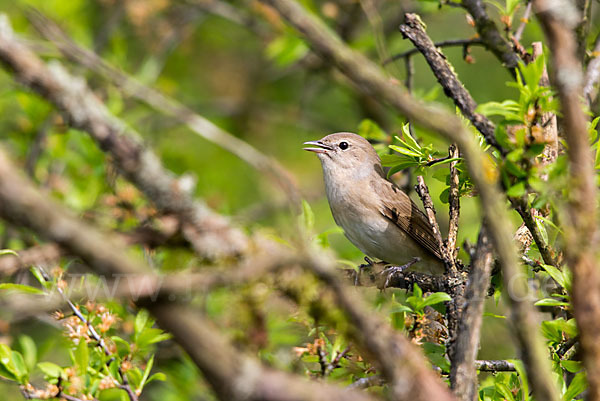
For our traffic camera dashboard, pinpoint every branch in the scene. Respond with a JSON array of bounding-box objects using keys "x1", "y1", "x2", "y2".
[
  {"x1": 450, "y1": 227, "x2": 494, "y2": 401},
  {"x1": 399, "y1": 14, "x2": 499, "y2": 152},
  {"x1": 26, "y1": 10, "x2": 301, "y2": 209},
  {"x1": 460, "y1": 0, "x2": 520, "y2": 70},
  {"x1": 514, "y1": 0, "x2": 533, "y2": 42},
  {"x1": 347, "y1": 265, "x2": 451, "y2": 292},
  {"x1": 475, "y1": 360, "x2": 517, "y2": 372},
  {"x1": 0, "y1": 15, "x2": 248, "y2": 260},
  {"x1": 448, "y1": 146, "x2": 460, "y2": 262},
  {"x1": 384, "y1": 38, "x2": 485, "y2": 64},
  {"x1": 535, "y1": 1, "x2": 600, "y2": 400},
  {"x1": 414, "y1": 176, "x2": 450, "y2": 270},
  {"x1": 256, "y1": 1, "x2": 559, "y2": 400},
  {"x1": 0, "y1": 147, "x2": 378, "y2": 401}
]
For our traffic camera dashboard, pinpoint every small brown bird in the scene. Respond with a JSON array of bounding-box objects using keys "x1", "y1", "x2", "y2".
[{"x1": 304, "y1": 132, "x2": 444, "y2": 274}]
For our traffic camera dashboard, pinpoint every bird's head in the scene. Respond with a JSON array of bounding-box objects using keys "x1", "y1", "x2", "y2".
[{"x1": 303, "y1": 133, "x2": 382, "y2": 176}]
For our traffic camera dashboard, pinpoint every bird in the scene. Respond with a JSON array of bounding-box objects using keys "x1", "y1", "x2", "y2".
[{"x1": 304, "y1": 132, "x2": 445, "y2": 275}]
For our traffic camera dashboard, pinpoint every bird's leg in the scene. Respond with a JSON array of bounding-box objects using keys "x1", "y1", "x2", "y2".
[
  {"x1": 355, "y1": 257, "x2": 375, "y2": 286},
  {"x1": 379, "y1": 257, "x2": 421, "y2": 289}
]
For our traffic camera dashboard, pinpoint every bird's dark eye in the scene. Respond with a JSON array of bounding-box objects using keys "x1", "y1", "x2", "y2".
[{"x1": 339, "y1": 141, "x2": 349, "y2": 150}]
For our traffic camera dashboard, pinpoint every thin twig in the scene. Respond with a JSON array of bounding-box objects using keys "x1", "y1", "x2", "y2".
[
  {"x1": 447, "y1": 144, "x2": 460, "y2": 262},
  {"x1": 514, "y1": 0, "x2": 533, "y2": 42}
]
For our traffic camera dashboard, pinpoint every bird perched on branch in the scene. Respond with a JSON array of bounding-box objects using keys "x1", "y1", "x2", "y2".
[{"x1": 304, "y1": 132, "x2": 445, "y2": 275}]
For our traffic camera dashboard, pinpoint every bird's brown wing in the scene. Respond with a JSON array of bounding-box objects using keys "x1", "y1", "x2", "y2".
[{"x1": 373, "y1": 180, "x2": 444, "y2": 260}]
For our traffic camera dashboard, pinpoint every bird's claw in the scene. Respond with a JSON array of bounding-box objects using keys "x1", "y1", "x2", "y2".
[{"x1": 379, "y1": 257, "x2": 421, "y2": 289}]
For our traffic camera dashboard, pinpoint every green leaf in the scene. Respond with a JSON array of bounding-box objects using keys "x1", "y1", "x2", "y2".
[
  {"x1": 145, "y1": 372, "x2": 166, "y2": 385},
  {"x1": 495, "y1": 381, "x2": 516, "y2": 401},
  {"x1": 506, "y1": 0, "x2": 520, "y2": 15},
  {"x1": 18, "y1": 335, "x2": 37, "y2": 371},
  {"x1": 476, "y1": 100, "x2": 520, "y2": 119},
  {"x1": 135, "y1": 328, "x2": 172, "y2": 349},
  {"x1": 11, "y1": 351, "x2": 28, "y2": 383},
  {"x1": 534, "y1": 298, "x2": 569, "y2": 307},
  {"x1": 138, "y1": 354, "x2": 155, "y2": 392},
  {"x1": 389, "y1": 144, "x2": 422, "y2": 158},
  {"x1": 390, "y1": 305, "x2": 414, "y2": 314},
  {"x1": 30, "y1": 267, "x2": 50, "y2": 289},
  {"x1": 0, "y1": 344, "x2": 17, "y2": 381},
  {"x1": 399, "y1": 124, "x2": 421, "y2": 151},
  {"x1": 563, "y1": 371, "x2": 587, "y2": 401},
  {"x1": 421, "y1": 292, "x2": 452, "y2": 308},
  {"x1": 540, "y1": 264, "x2": 571, "y2": 291},
  {"x1": 0, "y1": 283, "x2": 44, "y2": 294},
  {"x1": 75, "y1": 338, "x2": 89, "y2": 376},
  {"x1": 37, "y1": 361, "x2": 64, "y2": 380},
  {"x1": 126, "y1": 367, "x2": 143, "y2": 390},
  {"x1": 111, "y1": 336, "x2": 131, "y2": 359},
  {"x1": 413, "y1": 283, "x2": 423, "y2": 299},
  {"x1": 266, "y1": 34, "x2": 309, "y2": 67},
  {"x1": 300, "y1": 200, "x2": 315, "y2": 233},
  {"x1": 358, "y1": 119, "x2": 388, "y2": 141},
  {"x1": 0, "y1": 249, "x2": 18, "y2": 257},
  {"x1": 506, "y1": 181, "x2": 526, "y2": 197},
  {"x1": 560, "y1": 360, "x2": 582, "y2": 373},
  {"x1": 134, "y1": 309, "x2": 151, "y2": 337},
  {"x1": 511, "y1": 359, "x2": 529, "y2": 401}
]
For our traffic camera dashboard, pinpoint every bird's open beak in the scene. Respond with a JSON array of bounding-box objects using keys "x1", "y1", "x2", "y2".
[{"x1": 303, "y1": 141, "x2": 333, "y2": 154}]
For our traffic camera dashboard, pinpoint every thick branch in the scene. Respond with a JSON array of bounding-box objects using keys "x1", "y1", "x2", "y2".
[
  {"x1": 535, "y1": 1, "x2": 600, "y2": 400},
  {"x1": 257, "y1": 1, "x2": 559, "y2": 400},
  {"x1": 399, "y1": 14, "x2": 499, "y2": 151},
  {"x1": 450, "y1": 228, "x2": 494, "y2": 401},
  {"x1": 0, "y1": 16, "x2": 248, "y2": 260}
]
